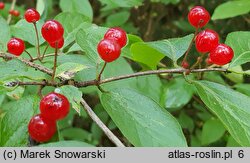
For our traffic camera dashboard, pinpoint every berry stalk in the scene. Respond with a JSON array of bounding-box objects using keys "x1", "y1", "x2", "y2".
[
  {"x1": 33, "y1": 22, "x2": 41, "y2": 61},
  {"x1": 24, "y1": 50, "x2": 34, "y2": 61},
  {"x1": 6, "y1": 0, "x2": 17, "y2": 24},
  {"x1": 51, "y1": 43, "x2": 59, "y2": 82},
  {"x1": 182, "y1": 27, "x2": 199, "y2": 65},
  {"x1": 97, "y1": 62, "x2": 107, "y2": 82}
]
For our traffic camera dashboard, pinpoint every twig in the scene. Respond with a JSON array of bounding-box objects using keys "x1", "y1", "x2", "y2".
[
  {"x1": 24, "y1": 50, "x2": 34, "y2": 61},
  {"x1": 10, "y1": 68, "x2": 228, "y2": 88},
  {"x1": 51, "y1": 44, "x2": 58, "y2": 82},
  {"x1": 183, "y1": 27, "x2": 199, "y2": 62},
  {"x1": 33, "y1": 22, "x2": 41, "y2": 60},
  {"x1": 97, "y1": 62, "x2": 107, "y2": 81},
  {"x1": 80, "y1": 98, "x2": 125, "y2": 147},
  {"x1": 33, "y1": 52, "x2": 62, "y2": 61},
  {"x1": 0, "y1": 52, "x2": 66, "y2": 81},
  {"x1": 41, "y1": 44, "x2": 49, "y2": 60},
  {"x1": 7, "y1": 0, "x2": 17, "y2": 24},
  {"x1": 75, "y1": 68, "x2": 228, "y2": 87}
]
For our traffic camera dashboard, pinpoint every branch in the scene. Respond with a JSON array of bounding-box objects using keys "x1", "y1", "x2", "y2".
[
  {"x1": 0, "y1": 52, "x2": 66, "y2": 81},
  {"x1": 6, "y1": 68, "x2": 228, "y2": 88},
  {"x1": 75, "y1": 68, "x2": 228, "y2": 87},
  {"x1": 80, "y1": 98, "x2": 125, "y2": 147}
]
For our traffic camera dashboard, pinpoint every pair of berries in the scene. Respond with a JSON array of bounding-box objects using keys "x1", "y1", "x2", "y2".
[
  {"x1": 97, "y1": 27, "x2": 127, "y2": 62},
  {"x1": 188, "y1": 6, "x2": 234, "y2": 66},
  {"x1": 0, "y1": 2, "x2": 20, "y2": 17},
  {"x1": 7, "y1": 8, "x2": 41, "y2": 56},
  {"x1": 7, "y1": 8, "x2": 64, "y2": 56},
  {"x1": 9, "y1": 9, "x2": 20, "y2": 17},
  {"x1": 28, "y1": 92, "x2": 70, "y2": 142},
  {"x1": 25, "y1": 8, "x2": 65, "y2": 49},
  {"x1": 41, "y1": 20, "x2": 64, "y2": 49}
]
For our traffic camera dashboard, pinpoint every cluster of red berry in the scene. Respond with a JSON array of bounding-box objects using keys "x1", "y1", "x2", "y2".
[
  {"x1": 7, "y1": 8, "x2": 64, "y2": 57},
  {"x1": 97, "y1": 27, "x2": 127, "y2": 62},
  {"x1": 0, "y1": 2, "x2": 20, "y2": 17},
  {"x1": 186, "y1": 6, "x2": 234, "y2": 66},
  {"x1": 28, "y1": 92, "x2": 70, "y2": 142}
]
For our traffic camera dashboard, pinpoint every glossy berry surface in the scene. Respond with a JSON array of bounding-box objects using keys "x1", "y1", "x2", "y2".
[
  {"x1": 0, "y1": 2, "x2": 5, "y2": 9},
  {"x1": 24, "y1": 8, "x2": 40, "y2": 23},
  {"x1": 181, "y1": 61, "x2": 189, "y2": 69},
  {"x1": 97, "y1": 39, "x2": 121, "y2": 62},
  {"x1": 210, "y1": 44, "x2": 234, "y2": 65},
  {"x1": 195, "y1": 29, "x2": 219, "y2": 53},
  {"x1": 49, "y1": 38, "x2": 64, "y2": 49},
  {"x1": 40, "y1": 92, "x2": 70, "y2": 121},
  {"x1": 41, "y1": 20, "x2": 64, "y2": 43},
  {"x1": 188, "y1": 6, "x2": 210, "y2": 28},
  {"x1": 7, "y1": 38, "x2": 25, "y2": 56},
  {"x1": 28, "y1": 114, "x2": 56, "y2": 142},
  {"x1": 104, "y1": 27, "x2": 127, "y2": 48}
]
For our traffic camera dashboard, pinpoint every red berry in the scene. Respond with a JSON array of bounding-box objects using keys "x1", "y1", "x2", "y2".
[
  {"x1": 41, "y1": 20, "x2": 64, "y2": 43},
  {"x1": 104, "y1": 27, "x2": 127, "y2": 48},
  {"x1": 195, "y1": 29, "x2": 219, "y2": 53},
  {"x1": 40, "y1": 92, "x2": 70, "y2": 121},
  {"x1": 181, "y1": 61, "x2": 189, "y2": 69},
  {"x1": 11, "y1": 10, "x2": 20, "y2": 17},
  {"x1": 210, "y1": 44, "x2": 234, "y2": 65},
  {"x1": 24, "y1": 8, "x2": 40, "y2": 23},
  {"x1": 97, "y1": 39, "x2": 121, "y2": 62},
  {"x1": 28, "y1": 114, "x2": 56, "y2": 142},
  {"x1": 7, "y1": 38, "x2": 25, "y2": 56},
  {"x1": 9, "y1": 9, "x2": 14, "y2": 15},
  {"x1": 188, "y1": 6, "x2": 210, "y2": 28},
  {"x1": 0, "y1": 2, "x2": 5, "y2": 9},
  {"x1": 49, "y1": 38, "x2": 64, "y2": 49}
]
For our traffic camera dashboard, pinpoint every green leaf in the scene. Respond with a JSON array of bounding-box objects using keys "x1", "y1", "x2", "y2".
[
  {"x1": 201, "y1": 119, "x2": 226, "y2": 145},
  {"x1": 58, "y1": 85, "x2": 82, "y2": 114},
  {"x1": 130, "y1": 42, "x2": 165, "y2": 69},
  {"x1": 162, "y1": 78, "x2": 195, "y2": 111},
  {"x1": 105, "y1": 11, "x2": 130, "y2": 27},
  {"x1": 234, "y1": 84, "x2": 250, "y2": 97},
  {"x1": 134, "y1": 75, "x2": 163, "y2": 103},
  {"x1": 61, "y1": 128, "x2": 92, "y2": 142},
  {"x1": 39, "y1": 140, "x2": 94, "y2": 147},
  {"x1": 55, "y1": 12, "x2": 91, "y2": 47},
  {"x1": 0, "y1": 95, "x2": 39, "y2": 146},
  {"x1": 212, "y1": 0, "x2": 250, "y2": 20},
  {"x1": 59, "y1": 0, "x2": 93, "y2": 21},
  {"x1": 151, "y1": 0, "x2": 180, "y2": 5},
  {"x1": 11, "y1": 19, "x2": 45, "y2": 46},
  {"x1": 101, "y1": 89, "x2": 187, "y2": 147},
  {"x1": 227, "y1": 136, "x2": 241, "y2": 147},
  {"x1": 102, "y1": 58, "x2": 136, "y2": 91},
  {"x1": 0, "y1": 59, "x2": 46, "y2": 82},
  {"x1": 6, "y1": 86, "x2": 25, "y2": 100},
  {"x1": 193, "y1": 80, "x2": 250, "y2": 146},
  {"x1": 100, "y1": 0, "x2": 143, "y2": 11},
  {"x1": 131, "y1": 34, "x2": 193, "y2": 69},
  {"x1": 226, "y1": 31, "x2": 250, "y2": 68},
  {"x1": 55, "y1": 62, "x2": 89, "y2": 80},
  {"x1": 122, "y1": 34, "x2": 143, "y2": 59},
  {"x1": 76, "y1": 25, "x2": 108, "y2": 62},
  {"x1": 224, "y1": 66, "x2": 243, "y2": 83},
  {"x1": 0, "y1": 17, "x2": 11, "y2": 51},
  {"x1": 178, "y1": 111, "x2": 194, "y2": 133}
]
